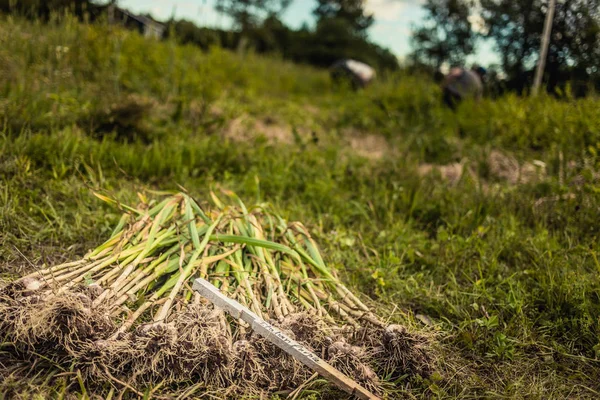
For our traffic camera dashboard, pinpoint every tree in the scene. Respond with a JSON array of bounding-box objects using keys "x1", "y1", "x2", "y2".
[
  {"x1": 480, "y1": 0, "x2": 600, "y2": 94},
  {"x1": 215, "y1": 0, "x2": 291, "y2": 30},
  {"x1": 301, "y1": 17, "x2": 397, "y2": 70},
  {"x1": 165, "y1": 10, "x2": 398, "y2": 73},
  {"x1": 0, "y1": 0, "x2": 104, "y2": 20},
  {"x1": 313, "y1": 0, "x2": 373, "y2": 35},
  {"x1": 410, "y1": 0, "x2": 477, "y2": 69},
  {"x1": 303, "y1": 0, "x2": 397, "y2": 70}
]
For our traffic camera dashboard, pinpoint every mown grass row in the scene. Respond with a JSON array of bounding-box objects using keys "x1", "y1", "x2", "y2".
[{"x1": 1, "y1": 15, "x2": 599, "y2": 398}]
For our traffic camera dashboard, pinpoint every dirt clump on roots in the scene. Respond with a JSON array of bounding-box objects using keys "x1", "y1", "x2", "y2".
[
  {"x1": 346, "y1": 324, "x2": 435, "y2": 380},
  {"x1": 0, "y1": 281, "x2": 113, "y2": 360},
  {"x1": 230, "y1": 313, "x2": 332, "y2": 392},
  {"x1": 0, "y1": 284, "x2": 435, "y2": 397},
  {"x1": 78, "y1": 302, "x2": 235, "y2": 387}
]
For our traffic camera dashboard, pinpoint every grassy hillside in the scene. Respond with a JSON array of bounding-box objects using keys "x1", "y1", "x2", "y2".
[{"x1": 1, "y1": 15, "x2": 600, "y2": 398}]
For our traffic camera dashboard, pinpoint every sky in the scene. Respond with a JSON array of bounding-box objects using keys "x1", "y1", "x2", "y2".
[{"x1": 120, "y1": 0, "x2": 498, "y2": 65}]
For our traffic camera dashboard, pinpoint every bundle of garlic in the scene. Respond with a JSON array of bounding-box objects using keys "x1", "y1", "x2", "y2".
[{"x1": 0, "y1": 190, "x2": 433, "y2": 397}]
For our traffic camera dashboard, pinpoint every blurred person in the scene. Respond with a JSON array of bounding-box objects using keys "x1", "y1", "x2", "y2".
[
  {"x1": 330, "y1": 59, "x2": 376, "y2": 90},
  {"x1": 442, "y1": 65, "x2": 486, "y2": 109}
]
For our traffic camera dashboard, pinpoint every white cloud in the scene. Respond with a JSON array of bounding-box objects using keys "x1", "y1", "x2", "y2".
[{"x1": 365, "y1": 0, "x2": 424, "y2": 22}]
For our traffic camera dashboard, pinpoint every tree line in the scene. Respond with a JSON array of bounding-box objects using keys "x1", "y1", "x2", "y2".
[
  {"x1": 167, "y1": 0, "x2": 399, "y2": 72},
  {"x1": 0, "y1": 0, "x2": 398, "y2": 72},
  {"x1": 169, "y1": 1, "x2": 398, "y2": 72},
  {"x1": 412, "y1": 0, "x2": 600, "y2": 96},
  {"x1": 2, "y1": 0, "x2": 599, "y2": 95}
]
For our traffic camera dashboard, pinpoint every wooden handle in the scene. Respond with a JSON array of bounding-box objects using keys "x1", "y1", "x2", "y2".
[{"x1": 193, "y1": 278, "x2": 381, "y2": 400}]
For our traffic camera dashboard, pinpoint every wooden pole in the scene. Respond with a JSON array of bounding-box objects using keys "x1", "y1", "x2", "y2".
[
  {"x1": 193, "y1": 278, "x2": 381, "y2": 400},
  {"x1": 532, "y1": 0, "x2": 556, "y2": 95}
]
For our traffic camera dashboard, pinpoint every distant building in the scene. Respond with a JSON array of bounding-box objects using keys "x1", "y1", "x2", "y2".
[{"x1": 108, "y1": 5, "x2": 165, "y2": 39}]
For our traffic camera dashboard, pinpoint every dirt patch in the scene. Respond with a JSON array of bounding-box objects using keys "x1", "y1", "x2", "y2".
[
  {"x1": 344, "y1": 130, "x2": 392, "y2": 160},
  {"x1": 254, "y1": 118, "x2": 293, "y2": 143},
  {"x1": 303, "y1": 104, "x2": 320, "y2": 115},
  {"x1": 418, "y1": 162, "x2": 467, "y2": 186},
  {"x1": 419, "y1": 150, "x2": 546, "y2": 186},
  {"x1": 222, "y1": 119, "x2": 395, "y2": 161},
  {"x1": 487, "y1": 150, "x2": 546, "y2": 184},
  {"x1": 223, "y1": 115, "x2": 294, "y2": 144}
]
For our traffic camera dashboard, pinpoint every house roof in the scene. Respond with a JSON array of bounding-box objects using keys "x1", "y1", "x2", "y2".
[{"x1": 116, "y1": 7, "x2": 164, "y2": 29}]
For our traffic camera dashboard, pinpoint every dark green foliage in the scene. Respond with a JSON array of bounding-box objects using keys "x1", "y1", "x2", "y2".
[
  {"x1": 169, "y1": 0, "x2": 394, "y2": 71},
  {"x1": 214, "y1": 0, "x2": 291, "y2": 29},
  {"x1": 0, "y1": 0, "x2": 397, "y2": 73},
  {"x1": 313, "y1": 0, "x2": 374, "y2": 34},
  {"x1": 409, "y1": 0, "x2": 600, "y2": 95},
  {"x1": 165, "y1": 15, "x2": 399, "y2": 72},
  {"x1": 480, "y1": 0, "x2": 600, "y2": 94},
  {"x1": 411, "y1": 0, "x2": 476, "y2": 69},
  {"x1": 0, "y1": 0, "x2": 103, "y2": 20}
]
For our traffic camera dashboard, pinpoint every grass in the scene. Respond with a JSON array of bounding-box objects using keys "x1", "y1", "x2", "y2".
[{"x1": 1, "y1": 14, "x2": 600, "y2": 399}]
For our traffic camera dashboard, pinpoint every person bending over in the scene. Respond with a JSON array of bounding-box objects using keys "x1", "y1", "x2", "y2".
[{"x1": 442, "y1": 65, "x2": 486, "y2": 110}]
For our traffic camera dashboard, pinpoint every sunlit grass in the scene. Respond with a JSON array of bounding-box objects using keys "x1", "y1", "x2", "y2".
[{"x1": 0, "y1": 14, "x2": 599, "y2": 399}]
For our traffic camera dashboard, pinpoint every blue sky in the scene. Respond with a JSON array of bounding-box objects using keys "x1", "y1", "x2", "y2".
[{"x1": 121, "y1": 0, "x2": 498, "y2": 65}]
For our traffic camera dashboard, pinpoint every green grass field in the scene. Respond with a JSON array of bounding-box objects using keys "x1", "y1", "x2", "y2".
[{"x1": 1, "y1": 16, "x2": 600, "y2": 398}]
